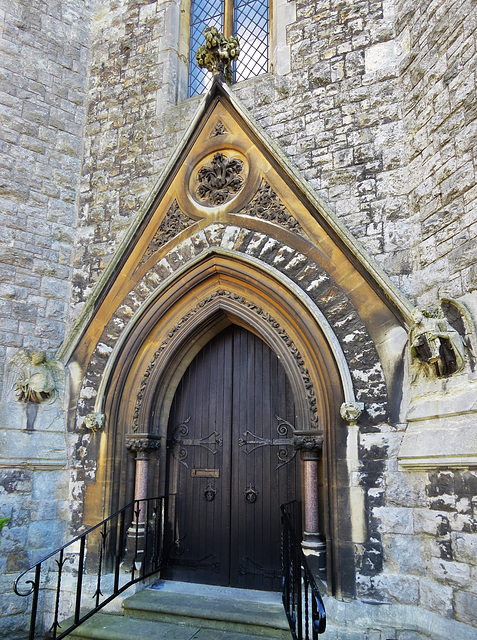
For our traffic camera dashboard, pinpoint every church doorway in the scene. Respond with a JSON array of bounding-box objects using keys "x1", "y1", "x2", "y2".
[{"x1": 162, "y1": 324, "x2": 300, "y2": 591}]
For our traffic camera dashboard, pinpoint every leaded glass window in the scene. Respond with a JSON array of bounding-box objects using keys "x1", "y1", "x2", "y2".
[{"x1": 188, "y1": 0, "x2": 269, "y2": 97}]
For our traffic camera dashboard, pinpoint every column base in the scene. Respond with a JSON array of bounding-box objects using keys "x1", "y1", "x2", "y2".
[
  {"x1": 120, "y1": 522, "x2": 146, "y2": 573},
  {"x1": 302, "y1": 532, "x2": 327, "y2": 579}
]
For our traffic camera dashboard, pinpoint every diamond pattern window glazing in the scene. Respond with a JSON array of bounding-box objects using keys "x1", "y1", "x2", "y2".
[
  {"x1": 188, "y1": 0, "x2": 224, "y2": 97},
  {"x1": 234, "y1": 0, "x2": 269, "y2": 82},
  {"x1": 188, "y1": 0, "x2": 269, "y2": 97}
]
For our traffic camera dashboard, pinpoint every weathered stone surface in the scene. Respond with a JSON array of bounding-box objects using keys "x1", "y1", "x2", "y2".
[
  {"x1": 430, "y1": 557, "x2": 471, "y2": 588},
  {"x1": 452, "y1": 532, "x2": 477, "y2": 566},
  {"x1": 454, "y1": 590, "x2": 477, "y2": 627},
  {"x1": 1, "y1": 0, "x2": 477, "y2": 636}
]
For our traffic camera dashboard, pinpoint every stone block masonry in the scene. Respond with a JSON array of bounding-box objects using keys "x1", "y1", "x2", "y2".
[
  {"x1": 0, "y1": 1, "x2": 93, "y2": 637},
  {"x1": 0, "y1": 0, "x2": 94, "y2": 389},
  {"x1": 1, "y1": 0, "x2": 477, "y2": 637},
  {"x1": 397, "y1": 0, "x2": 477, "y2": 305}
]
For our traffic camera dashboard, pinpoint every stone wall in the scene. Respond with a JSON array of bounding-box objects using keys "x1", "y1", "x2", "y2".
[
  {"x1": 397, "y1": 0, "x2": 477, "y2": 307},
  {"x1": 0, "y1": 0, "x2": 93, "y2": 636},
  {"x1": 1, "y1": 0, "x2": 477, "y2": 636},
  {"x1": 71, "y1": 0, "x2": 192, "y2": 320}
]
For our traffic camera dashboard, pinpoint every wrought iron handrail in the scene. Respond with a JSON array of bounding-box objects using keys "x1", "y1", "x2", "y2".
[
  {"x1": 281, "y1": 501, "x2": 326, "y2": 639},
  {"x1": 13, "y1": 496, "x2": 165, "y2": 640}
]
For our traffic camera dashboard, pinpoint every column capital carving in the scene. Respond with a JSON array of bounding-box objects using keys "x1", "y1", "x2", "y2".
[
  {"x1": 293, "y1": 430, "x2": 324, "y2": 454},
  {"x1": 125, "y1": 433, "x2": 161, "y2": 454}
]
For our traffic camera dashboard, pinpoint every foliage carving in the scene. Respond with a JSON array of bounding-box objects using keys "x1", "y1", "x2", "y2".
[
  {"x1": 240, "y1": 181, "x2": 305, "y2": 236},
  {"x1": 196, "y1": 26, "x2": 240, "y2": 85},
  {"x1": 196, "y1": 152, "x2": 244, "y2": 206}
]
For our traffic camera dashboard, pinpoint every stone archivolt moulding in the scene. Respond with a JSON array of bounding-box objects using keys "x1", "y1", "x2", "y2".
[
  {"x1": 76, "y1": 223, "x2": 388, "y2": 432},
  {"x1": 131, "y1": 289, "x2": 319, "y2": 432}
]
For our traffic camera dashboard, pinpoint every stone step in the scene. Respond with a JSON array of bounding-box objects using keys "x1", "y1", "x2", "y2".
[
  {"x1": 68, "y1": 612, "x2": 284, "y2": 640},
  {"x1": 68, "y1": 580, "x2": 291, "y2": 640},
  {"x1": 123, "y1": 581, "x2": 291, "y2": 638}
]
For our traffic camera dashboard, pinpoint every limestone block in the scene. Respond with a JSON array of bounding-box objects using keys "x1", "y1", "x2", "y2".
[
  {"x1": 430, "y1": 557, "x2": 471, "y2": 588},
  {"x1": 454, "y1": 590, "x2": 477, "y2": 627},
  {"x1": 373, "y1": 506, "x2": 414, "y2": 535},
  {"x1": 385, "y1": 471, "x2": 427, "y2": 508},
  {"x1": 400, "y1": 379, "x2": 477, "y2": 468},
  {"x1": 383, "y1": 533, "x2": 424, "y2": 575},
  {"x1": 419, "y1": 578, "x2": 454, "y2": 618},
  {"x1": 0, "y1": 469, "x2": 32, "y2": 495},
  {"x1": 371, "y1": 573, "x2": 420, "y2": 605},
  {"x1": 413, "y1": 509, "x2": 449, "y2": 536},
  {"x1": 451, "y1": 532, "x2": 477, "y2": 566},
  {"x1": 0, "y1": 427, "x2": 67, "y2": 469}
]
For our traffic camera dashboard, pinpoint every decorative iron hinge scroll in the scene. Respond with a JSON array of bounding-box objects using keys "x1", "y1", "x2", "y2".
[
  {"x1": 238, "y1": 415, "x2": 297, "y2": 469},
  {"x1": 169, "y1": 417, "x2": 223, "y2": 468}
]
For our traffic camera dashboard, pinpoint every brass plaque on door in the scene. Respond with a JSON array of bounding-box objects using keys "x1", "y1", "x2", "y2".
[{"x1": 191, "y1": 468, "x2": 220, "y2": 478}]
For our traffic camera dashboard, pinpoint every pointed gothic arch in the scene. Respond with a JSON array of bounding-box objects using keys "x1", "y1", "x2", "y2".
[
  {"x1": 97, "y1": 250, "x2": 350, "y2": 594},
  {"x1": 62, "y1": 79, "x2": 411, "y2": 599}
]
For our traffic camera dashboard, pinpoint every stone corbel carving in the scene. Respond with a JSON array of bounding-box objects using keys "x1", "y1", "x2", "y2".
[
  {"x1": 83, "y1": 413, "x2": 105, "y2": 432},
  {"x1": 409, "y1": 307, "x2": 465, "y2": 377},
  {"x1": 340, "y1": 401, "x2": 365, "y2": 425},
  {"x1": 7, "y1": 350, "x2": 63, "y2": 404},
  {"x1": 196, "y1": 26, "x2": 240, "y2": 85}
]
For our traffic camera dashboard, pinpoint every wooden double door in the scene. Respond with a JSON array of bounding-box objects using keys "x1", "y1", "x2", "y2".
[{"x1": 163, "y1": 325, "x2": 300, "y2": 591}]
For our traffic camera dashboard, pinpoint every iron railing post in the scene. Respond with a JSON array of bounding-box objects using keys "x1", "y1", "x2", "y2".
[{"x1": 281, "y1": 501, "x2": 326, "y2": 639}]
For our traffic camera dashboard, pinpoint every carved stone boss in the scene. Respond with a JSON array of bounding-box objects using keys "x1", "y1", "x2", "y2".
[{"x1": 196, "y1": 152, "x2": 244, "y2": 206}]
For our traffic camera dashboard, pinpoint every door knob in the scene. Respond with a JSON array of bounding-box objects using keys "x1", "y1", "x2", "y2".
[{"x1": 244, "y1": 483, "x2": 258, "y2": 503}]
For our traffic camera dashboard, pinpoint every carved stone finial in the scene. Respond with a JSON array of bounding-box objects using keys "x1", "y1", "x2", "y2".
[
  {"x1": 83, "y1": 413, "x2": 105, "y2": 432},
  {"x1": 196, "y1": 26, "x2": 240, "y2": 85},
  {"x1": 409, "y1": 307, "x2": 465, "y2": 377},
  {"x1": 340, "y1": 401, "x2": 364, "y2": 425}
]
